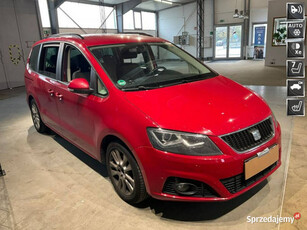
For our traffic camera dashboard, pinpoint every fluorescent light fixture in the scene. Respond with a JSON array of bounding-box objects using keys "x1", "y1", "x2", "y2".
[{"x1": 155, "y1": 0, "x2": 173, "y2": 4}]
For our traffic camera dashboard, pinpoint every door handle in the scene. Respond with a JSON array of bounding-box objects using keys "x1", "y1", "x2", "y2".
[
  {"x1": 55, "y1": 93, "x2": 63, "y2": 101},
  {"x1": 47, "y1": 89, "x2": 54, "y2": 96}
]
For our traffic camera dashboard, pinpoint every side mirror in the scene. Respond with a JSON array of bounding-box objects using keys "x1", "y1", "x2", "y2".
[{"x1": 68, "y1": 78, "x2": 93, "y2": 94}]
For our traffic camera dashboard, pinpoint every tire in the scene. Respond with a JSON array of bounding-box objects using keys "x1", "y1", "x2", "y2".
[
  {"x1": 106, "y1": 142, "x2": 148, "y2": 204},
  {"x1": 30, "y1": 100, "x2": 49, "y2": 133}
]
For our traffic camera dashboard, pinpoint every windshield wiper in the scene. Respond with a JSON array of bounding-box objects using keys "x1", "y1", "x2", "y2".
[
  {"x1": 121, "y1": 85, "x2": 159, "y2": 91},
  {"x1": 156, "y1": 79, "x2": 190, "y2": 88}
]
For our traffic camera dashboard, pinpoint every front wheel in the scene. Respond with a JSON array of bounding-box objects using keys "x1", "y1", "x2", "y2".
[
  {"x1": 30, "y1": 100, "x2": 49, "y2": 133},
  {"x1": 106, "y1": 142, "x2": 148, "y2": 204}
]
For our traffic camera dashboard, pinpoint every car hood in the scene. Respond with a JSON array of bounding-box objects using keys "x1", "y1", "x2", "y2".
[{"x1": 123, "y1": 76, "x2": 272, "y2": 136}]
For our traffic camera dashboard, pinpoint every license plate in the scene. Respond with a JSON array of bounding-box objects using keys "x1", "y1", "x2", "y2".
[{"x1": 244, "y1": 144, "x2": 279, "y2": 180}]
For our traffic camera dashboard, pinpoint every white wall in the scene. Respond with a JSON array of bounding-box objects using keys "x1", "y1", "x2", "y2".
[
  {"x1": 204, "y1": 0, "x2": 214, "y2": 58},
  {"x1": 159, "y1": 2, "x2": 197, "y2": 57},
  {"x1": 158, "y1": 0, "x2": 269, "y2": 60},
  {"x1": 215, "y1": 0, "x2": 245, "y2": 24},
  {"x1": 247, "y1": 0, "x2": 268, "y2": 58},
  {"x1": 265, "y1": 0, "x2": 307, "y2": 66},
  {"x1": 0, "y1": 0, "x2": 41, "y2": 90}
]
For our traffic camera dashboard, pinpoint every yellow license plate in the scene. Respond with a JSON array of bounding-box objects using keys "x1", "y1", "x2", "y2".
[{"x1": 244, "y1": 145, "x2": 279, "y2": 180}]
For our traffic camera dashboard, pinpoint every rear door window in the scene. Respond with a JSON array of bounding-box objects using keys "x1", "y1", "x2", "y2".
[{"x1": 39, "y1": 45, "x2": 59, "y2": 79}]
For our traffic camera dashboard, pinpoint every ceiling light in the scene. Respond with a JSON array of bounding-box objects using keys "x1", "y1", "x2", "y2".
[
  {"x1": 161, "y1": 0, "x2": 173, "y2": 4},
  {"x1": 233, "y1": 9, "x2": 239, "y2": 18},
  {"x1": 238, "y1": 10, "x2": 244, "y2": 19}
]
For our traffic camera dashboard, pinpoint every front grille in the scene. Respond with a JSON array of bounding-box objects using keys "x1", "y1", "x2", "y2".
[
  {"x1": 220, "y1": 162, "x2": 277, "y2": 194},
  {"x1": 162, "y1": 177, "x2": 219, "y2": 197},
  {"x1": 221, "y1": 117, "x2": 274, "y2": 152}
]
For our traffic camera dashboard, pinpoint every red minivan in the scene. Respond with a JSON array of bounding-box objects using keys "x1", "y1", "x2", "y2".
[{"x1": 25, "y1": 33, "x2": 281, "y2": 204}]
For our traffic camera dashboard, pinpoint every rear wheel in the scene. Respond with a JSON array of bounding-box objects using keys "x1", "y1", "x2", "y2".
[
  {"x1": 30, "y1": 100, "x2": 48, "y2": 133},
  {"x1": 106, "y1": 142, "x2": 148, "y2": 204}
]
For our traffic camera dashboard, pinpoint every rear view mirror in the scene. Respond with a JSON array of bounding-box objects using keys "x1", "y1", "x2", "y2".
[{"x1": 68, "y1": 78, "x2": 93, "y2": 94}]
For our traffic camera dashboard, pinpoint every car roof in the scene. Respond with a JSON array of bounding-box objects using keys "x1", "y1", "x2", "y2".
[{"x1": 35, "y1": 33, "x2": 167, "y2": 47}]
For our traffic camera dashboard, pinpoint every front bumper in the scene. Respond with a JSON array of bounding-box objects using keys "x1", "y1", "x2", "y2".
[{"x1": 135, "y1": 123, "x2": 281, "y2": 202}]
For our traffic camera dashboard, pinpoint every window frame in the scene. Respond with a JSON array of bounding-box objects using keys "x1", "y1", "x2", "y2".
[
  {"x1": 141, "y1": 11, "x2": 156, "y2": 30},
  {"x1": 38, "y1": 43, "x2": 61, "y2": 79},
  {"x1": 61, "y1": 44, "x2": 92, "y2": 84},
  {"x1": 133, "y1": 11, "x2": 142, "y2": 30}
]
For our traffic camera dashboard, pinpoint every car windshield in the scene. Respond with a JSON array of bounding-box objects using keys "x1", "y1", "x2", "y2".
[{"x1": 90, "y1": 42, "x2": 218, "y2": 91}]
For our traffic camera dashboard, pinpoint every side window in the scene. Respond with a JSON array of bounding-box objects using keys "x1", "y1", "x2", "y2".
[
  {"x1": 39, "y1": 45, "x2": 59, "y2": 79},
  {"x1": 62, "y1": 45, "x2": 91, "y2": 84},
  {"x1": 97, "y1": 75, "x2": 108, "y2": 96},
  {"x1": 29, "y1": 45, "x2": 40, "y2": 71}
]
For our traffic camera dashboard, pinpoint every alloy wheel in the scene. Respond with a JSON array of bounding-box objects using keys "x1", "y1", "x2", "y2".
[
  {"x1": 109, "y1": 148, "x2": 135, "y2": 196},
  {"x1": 31, "y1": 103, "x2": 41, "y2": 130}
]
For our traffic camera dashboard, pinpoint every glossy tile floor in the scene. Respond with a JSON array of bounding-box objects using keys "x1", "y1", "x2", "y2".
[{"x1": 0, "y1": 62, "x2": 306, "y2": 229}]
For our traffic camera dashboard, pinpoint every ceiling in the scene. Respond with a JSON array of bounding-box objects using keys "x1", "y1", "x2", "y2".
[{"x1": 65, "y1": 0, "x2": 196, "y2": 12}]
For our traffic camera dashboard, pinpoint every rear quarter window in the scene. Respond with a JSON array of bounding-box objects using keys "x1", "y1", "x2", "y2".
[{"x1": 29, "y1": 45, "x2": 41, "y2": 71}]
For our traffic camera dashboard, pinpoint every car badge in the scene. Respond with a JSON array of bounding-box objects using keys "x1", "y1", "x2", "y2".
[{"x1": 249, "y1": 129, "x2": 261, "y2": 141}]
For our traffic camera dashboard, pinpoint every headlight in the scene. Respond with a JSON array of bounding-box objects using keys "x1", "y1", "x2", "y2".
[{"x1": 147, "y1": 128, "x2": 222, "y2": 156}]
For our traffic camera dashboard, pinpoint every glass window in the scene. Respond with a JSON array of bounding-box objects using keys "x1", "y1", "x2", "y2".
[
  {"x1": 141, "y1": 12, "x2": 156, "y2": 30},
  {"x1": 39, "y1": 46, "x2": 59, "y2": 78},
  {"x1": 90, "y1": 43, "x2": 216, "y2": 91},
  {"x1": 97, "y1": 77, "x2": 107, "y2": 96},
  {"x1": 57, "y1": 2, "x2": 116, "y2": 29},
  {"x1": 38, "y1": 0, "x2": 51, "y2": 28},
  {"x1": 272, "y1": 18, "x2": 287, "y2": 46},
  {"x1": 29, "y1": 45, "x2": 41, "y2": 71},
  {"x1": 62, "y1": 45, "x2": 91, "y2": 84},
  {"x1": 134, "y1": 11, "x2": 142, "y2": 29},
  {"x1": 123, "y1": 10, "x2": 134, "y2": 30}
]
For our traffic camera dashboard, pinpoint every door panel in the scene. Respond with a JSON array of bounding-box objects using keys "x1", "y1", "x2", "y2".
[
  {"x1": 36, "y1": 44, "x2": 61, "y2": 131},
  {"x1": 52, "y1": 81, "x2": 97, "y2": 157},
  {"x1": 215, "y1": 26, "x2": 228, "y2": 58},
  {"x1": 35, "y1": 75, "x2": 60, "y2": 130},
  {"x1": 52, "y1": 44, "x2": 101, "y2": 158},
  {"x1": 229, "y1": 25, "x2": 242, "y2": 58}
]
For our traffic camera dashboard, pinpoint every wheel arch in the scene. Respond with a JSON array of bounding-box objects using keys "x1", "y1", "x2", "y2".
[
  {"x1": 100, "y1": 134, "x2": 135, "y2": 164},
  {"x1": 28, "y1": 95, "x2": 34, "y2": 107}
]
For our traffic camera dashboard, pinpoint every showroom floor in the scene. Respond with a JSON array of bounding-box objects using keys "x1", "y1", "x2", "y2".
[{"x1": 0, "y1": 61, "x2": 306, "y2": 230}]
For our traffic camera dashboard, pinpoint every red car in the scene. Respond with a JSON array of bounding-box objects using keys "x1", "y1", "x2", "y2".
[{"x1": 24, "y1": 33, "x2": 281, "y2": 204}]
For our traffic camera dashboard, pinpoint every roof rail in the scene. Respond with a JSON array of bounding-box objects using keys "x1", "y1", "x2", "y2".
[
  {"x1": 118, "y1": 32, "x2": 153, "y2": 37},
  {"x1": 47, "y1": 33, "x2": 84, "y2": 39}
]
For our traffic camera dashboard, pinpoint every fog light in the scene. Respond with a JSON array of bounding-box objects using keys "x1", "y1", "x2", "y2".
[{"x1": 174, "y1": 182, "x2": 198, "y2": 195}]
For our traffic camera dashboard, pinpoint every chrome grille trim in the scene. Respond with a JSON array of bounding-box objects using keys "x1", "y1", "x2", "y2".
[{"x1": 219, "y1": 116, "x2": 275, "y2": 153}]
